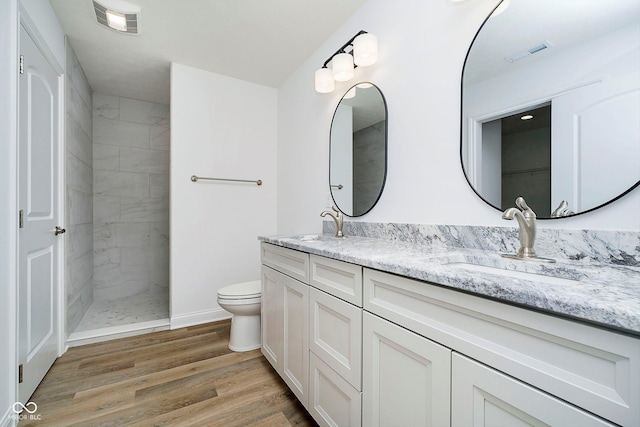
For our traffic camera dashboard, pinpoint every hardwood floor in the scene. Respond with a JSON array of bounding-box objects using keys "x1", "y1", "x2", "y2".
[{"x1": 21, "y1": 320, "x2": 317, "y2": 427}]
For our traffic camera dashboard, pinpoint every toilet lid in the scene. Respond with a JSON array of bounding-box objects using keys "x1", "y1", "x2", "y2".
[{"x1": 218, "y1": 280, "x2": 261, "y2": 299}]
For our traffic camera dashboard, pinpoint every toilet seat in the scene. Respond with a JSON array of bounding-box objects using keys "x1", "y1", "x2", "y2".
[{"x1": 217, "y1": 280, "x2": 261, "y2": 300}]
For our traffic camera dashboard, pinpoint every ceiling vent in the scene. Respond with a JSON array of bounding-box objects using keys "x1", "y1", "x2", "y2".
[
  {"x1": 93, "y1": 0, "x2": 141, "y2": 35},
  {"x1": 505, "y1": 41, "x2": 552, "y2": 63}
]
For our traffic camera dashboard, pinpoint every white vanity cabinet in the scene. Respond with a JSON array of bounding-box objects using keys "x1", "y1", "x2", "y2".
[
  {"x1": 308, "y1": 255, "x2": 363, "y2": 427},
  {"x1": 261, "y1": 241, "x2": 639, "y2": 426},
  {"x1": 364, "y1": 268, "x2": 639, "y2": 427},
  {"x1": 362, "y1": 311, "x2": 451, "y2": 427},
  {"x1": 260, "y1": 243, "x2": 310, "y2": 406},
  {"x1": 451, "y1": 353, "x2": 614, "y2": 426}
]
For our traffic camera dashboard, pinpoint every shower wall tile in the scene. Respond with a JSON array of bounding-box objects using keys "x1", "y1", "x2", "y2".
[
  {"x1": 93, "y1": 143, "x2": 120, "y2": 171},
  {"x1": 120, "y1": 97, "x2": 170, "y2": 126},
  {"x1": 94, "y1": 170, "x2": 149, "y2": 197},
  {"x1": 67, "y1": 223, "x2": 93, "y2": 261},
  {"x1": 92, "y1": 94, "x2": 170, "y2": 302},
  {"x1": 68, "y1": 82, "x2": 93, "y2": 137},
  {"x1": 121, "y1": 246, "x2": 149, "y2": 273},
  {"x1": 66, "y1": 111, "x2": 92, "y2": 166},
  {"x1": 150, "y1": 125, "x2": 170, "y2": 151},
  {"x1": 120, "y1": 147, "x2": 169, "y2": 174},
  {"x1": 67, "y1": 153, "x2": 93, "y2": 194},
  {"x1": 93, "y1": 247, "x2": 120, "y2": 275},
  {"x1": 68, "y1": 189, "x2": 93, "y2": 225},
  {"x1": 93, "y1": 195, "x2": 121, "y2": 223},
  {"x1": 66, "y1": 43, "x2": 94, "y2": 334},
  {"x1": 150, "y1": 174, "x2": 169, "y2": 197},
  {"x1": 121, "y1": 197, "x2": 169, "y2": 223},
  {"x1": 68, "y1": 251, "x2": 93, "y2": 296},
  {"x1": 94, "y1": 117, "x2": 150, "y2": 148},
  {"x1": 94, "y1": 223, "x2": 150, "y2": 250},
  {"x1": 93, "y1": 93, "x2": 120, "y2": 120},
  {"x1": 94, "y1": 271, "x2": 149, "y2": 300}
]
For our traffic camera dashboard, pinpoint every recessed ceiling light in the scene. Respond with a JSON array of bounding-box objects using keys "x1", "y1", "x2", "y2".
[
  {"x1": 106, "y1": 10, "x2": 127, "y2": 31},
  {"x1": 521, "y1": 115, "x2": 534, "y2": 120}
]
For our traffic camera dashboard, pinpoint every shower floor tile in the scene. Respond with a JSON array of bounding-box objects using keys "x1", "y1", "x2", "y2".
[{"x1": 74, "y1": 290, "x2": 169, "y2": 333}]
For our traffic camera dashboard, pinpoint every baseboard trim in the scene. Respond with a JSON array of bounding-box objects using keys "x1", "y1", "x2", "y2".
[
  {"x1": 1, "y1": 406, "x2": 16, "y2": 427},
  {"x1": 170, "y1": 308, "x2": 231, "y2": 329}
]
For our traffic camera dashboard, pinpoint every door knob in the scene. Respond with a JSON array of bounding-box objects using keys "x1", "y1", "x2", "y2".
[{"x1": 54, "y1": 226, "x2": 66, "y2": 236}]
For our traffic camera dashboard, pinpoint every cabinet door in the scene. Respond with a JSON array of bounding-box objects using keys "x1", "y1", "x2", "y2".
[
  {"x1": 261, "y1": 266, "x2": 284, "y2": 369},
  {"x1": 363, "y1": 312, "x2": 451, "y2": 427},
  {"x1": 451, "y1": 353, "x2": 614, "y2": 427},
  {"x1": 310, "y1": 287, "x2": 362, "y2": 389},
  {"x1": 282, "y1": 271, "x2": 309, "y2": 407},
  {"x1": 309, "y1": 352, "x2": 362, "y2": 427}
]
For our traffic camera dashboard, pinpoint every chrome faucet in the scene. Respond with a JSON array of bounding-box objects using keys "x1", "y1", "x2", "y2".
[
  {"x1": 501, "y1": 197, "x2": 554, "y2": 263},
  {"x1": 550, "y1": 200, "x2": 574, "y2": 218},
  {"x1": 321, "y1": 205, "x2": 344, "y2": 238}
]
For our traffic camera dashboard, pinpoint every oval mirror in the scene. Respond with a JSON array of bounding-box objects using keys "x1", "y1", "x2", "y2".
[
  {"x1": 461, "y1": 0, "x2": 640, "y2": 219},
  {"x1": 330, "y1": 83, "x2": 388, "y2": 216}
]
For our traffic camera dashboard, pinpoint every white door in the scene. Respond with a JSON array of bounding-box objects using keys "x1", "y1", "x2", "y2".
[
  {"x1": 18, "y1": 24, "x2": 62, "y2": 403},
  {"x1": 552, "y1": 82, "x2": 640, "y2": 212}
]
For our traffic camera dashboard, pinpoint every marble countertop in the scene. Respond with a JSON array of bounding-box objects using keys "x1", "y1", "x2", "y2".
[{"x1": 259, "y1": 234, "x2": 640, "y2": 335}]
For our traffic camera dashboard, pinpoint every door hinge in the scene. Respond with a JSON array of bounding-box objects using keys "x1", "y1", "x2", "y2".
[
  {"x1": 18, "y1": 364, "x2": 23, "y2": 383},
  {"x1": 19, "y1": 55, "x2": 24, "y2": 74},
  {"x1": 19, "y1": 210, "x2": 24, "y2": 229}
]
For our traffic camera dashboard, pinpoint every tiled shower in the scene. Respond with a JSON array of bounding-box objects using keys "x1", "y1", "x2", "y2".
[{"x1": 65, "y1": 43, "x2": 170, "y2": 339}]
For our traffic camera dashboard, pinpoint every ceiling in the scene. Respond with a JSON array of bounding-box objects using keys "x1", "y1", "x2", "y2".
[
  {"x1": 463, "y1": 0, "x2": 640, "y2": 86},
  {"x1": 49, "y1": 0, "x2": 368, "y2": 105}
]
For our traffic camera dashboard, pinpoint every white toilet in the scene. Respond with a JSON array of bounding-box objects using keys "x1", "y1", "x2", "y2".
[{"x1": 217, "y1": 280, "x2": 262, "y2": 352}]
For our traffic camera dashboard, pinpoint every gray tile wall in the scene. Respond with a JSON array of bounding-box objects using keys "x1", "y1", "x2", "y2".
[
  {"x1": 92, "y1": 94, "x2": 170, "y2": 301},
  {"x1": 65, "y1": 43, "x2": 94, "y2": 334}
]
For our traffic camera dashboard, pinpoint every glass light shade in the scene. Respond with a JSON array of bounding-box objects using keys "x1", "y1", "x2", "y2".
[
  {"x1": 343, "y1": 87, "x2": 356, "y2": 99},
  {"x1": 332, "y1": 53, "x2": 354, "y2": 82},
  {"x1": 315, "y1": 68, "x2": 335, "y2": 93},
  {"x1": 353, "y1": 33, "x2": 378, "y2": 67},
  {"x1": 106, "y1": 10, "x2": 127, "y2": 31}
]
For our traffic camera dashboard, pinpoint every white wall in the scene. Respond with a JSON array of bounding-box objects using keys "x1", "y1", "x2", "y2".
[
  {"x1": 277, "y1": 0, "x2": 640, "y2": 233},
  {"x1": 170, "y1": 63, "x2": 278, "y2": 328}
]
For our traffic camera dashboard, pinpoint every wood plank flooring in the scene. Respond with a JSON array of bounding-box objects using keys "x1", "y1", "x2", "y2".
[{"x1": 21, "y1": 320, "x2": 317, "y2": 427}]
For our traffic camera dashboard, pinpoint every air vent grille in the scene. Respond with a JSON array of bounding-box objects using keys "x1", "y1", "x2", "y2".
[{"x1": 505, "y1": 41, "x2": 552, "y2": 63}]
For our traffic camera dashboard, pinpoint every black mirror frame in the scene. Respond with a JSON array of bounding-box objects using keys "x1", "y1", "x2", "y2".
[{"x1": 329, "y1": 82, "x2": 388, "y2": 217}]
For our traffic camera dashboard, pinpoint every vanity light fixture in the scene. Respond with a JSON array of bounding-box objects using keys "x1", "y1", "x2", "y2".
[
  {"x1": 93, "y1": 0, "x2": 141, "y2": 34},
  {"x1": 521, "y1": 114, "x2": 534, "y2": 120},
  {"x1": 314, "y1": 30, "x2": 378, "y2": 93}
]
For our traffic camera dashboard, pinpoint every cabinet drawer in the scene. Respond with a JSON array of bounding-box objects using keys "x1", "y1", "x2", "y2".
[
  {"x1": 310, "y1": 287, "x2": 362, "y2": 389},
  {"x1": 309, "y1": 352, "x2": 362, "y2": 427},
  {"x1": 452, "y1": 353, "x2": 614, "y2": 426},
  {"x1": 364, "y1": 268, "x2": 640, "y2": 426},
  {"x1": 310, "y1": 254, "x2": 362, "y2": 306},
  {"x1": 261, "y1": 242, "x2": 309, "y2": 283}
]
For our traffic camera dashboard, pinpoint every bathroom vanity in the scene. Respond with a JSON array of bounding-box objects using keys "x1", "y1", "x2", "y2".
[{"x1": 259, "y1": 233, "x2": 639, "y2": 427}]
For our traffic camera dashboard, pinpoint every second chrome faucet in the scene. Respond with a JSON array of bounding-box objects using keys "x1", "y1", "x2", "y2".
[{"x1": 321, "y1": 205, "x2": 345, "y2": 238}]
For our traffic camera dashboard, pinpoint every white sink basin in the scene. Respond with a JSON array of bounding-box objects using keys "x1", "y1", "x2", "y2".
[{"x1": 446, "y1": 262, "x2": 580, "y2": 286}]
